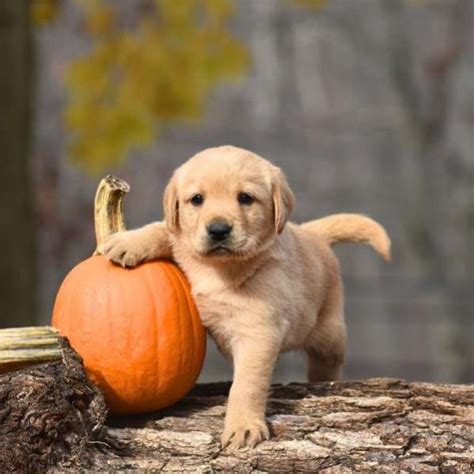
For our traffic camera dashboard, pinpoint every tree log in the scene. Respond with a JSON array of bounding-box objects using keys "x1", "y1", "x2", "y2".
[
  {"x1": 1, "y1": 344, "x2": 472, "y2": 472},
  {"x1": 98, "y1": 379, "x2": 474, "y2": 472},
  {"x1": 0, "y1": 338, "x2": 106, "y2": 472}
]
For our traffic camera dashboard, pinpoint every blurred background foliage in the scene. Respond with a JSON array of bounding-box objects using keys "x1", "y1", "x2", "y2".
[
  {"x1": 32, "y1": 0, "x2": 248, "y2": 172},
  {"x1": 0, "y1": 0, "x2": 472, "y2": 384}
]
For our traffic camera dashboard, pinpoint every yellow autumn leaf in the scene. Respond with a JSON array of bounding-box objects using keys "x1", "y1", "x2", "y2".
[
  {"x1": 63, "y1": 0, "x2": 249, "y2": 173},
  {"x1": 85, "y1": 4, "x2": 115, "y2": 36}
]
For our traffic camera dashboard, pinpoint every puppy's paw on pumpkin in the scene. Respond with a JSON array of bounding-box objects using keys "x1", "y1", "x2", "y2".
[
  {"x1": 221, "y1": 418, "x2": 269, "y2": 449},
  {"x1": 100, "y1": 232, "x2": 147, "y2": 268}
]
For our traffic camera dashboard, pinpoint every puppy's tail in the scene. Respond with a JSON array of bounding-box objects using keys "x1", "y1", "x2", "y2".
[{"x1": 302, "y1": 214, "x2": 391, "y2": 261}]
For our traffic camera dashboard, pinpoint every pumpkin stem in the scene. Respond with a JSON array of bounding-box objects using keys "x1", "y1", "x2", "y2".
[
  {"x1": 93, "y1": 175, "x2": 130, "y2": 255},
  {"x1": 0, "y1": 326, "x2": 62, "y2": 373}
]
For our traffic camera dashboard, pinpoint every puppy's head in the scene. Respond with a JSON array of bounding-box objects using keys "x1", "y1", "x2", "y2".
[{"x1": 164, "y1": 146, "x2": 294, "y2": 260}]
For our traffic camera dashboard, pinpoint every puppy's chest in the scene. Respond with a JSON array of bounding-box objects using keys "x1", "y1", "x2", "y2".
[
  {"x1": 192, "y1": 290, "x2": 242, "y2": 354},
  {"x1": 192, "y1": 289, "x2": 241, "y2": 328},
  {"x1": 188, "y1": 270, "x2": 266, "y2": 325}
]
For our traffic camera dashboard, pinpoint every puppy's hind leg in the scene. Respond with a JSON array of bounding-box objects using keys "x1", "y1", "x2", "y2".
[
  {"x1": 305, "y1": 287, "x2": 347, "y2": 382},
  {"x1": 306, "y1": 323, "x2": 346, "y2": 382}
]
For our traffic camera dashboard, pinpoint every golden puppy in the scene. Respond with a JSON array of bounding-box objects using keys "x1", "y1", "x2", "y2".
[{"x1": 101, "y1": 145, "x2": 390, "y2": 448}]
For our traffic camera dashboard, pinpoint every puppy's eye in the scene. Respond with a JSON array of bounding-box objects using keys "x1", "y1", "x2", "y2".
[
  {"x1": 238, "y1": 192, "x2": 254, "y2": 205},
  {"x1": 190, "y1": 194, "x2": 204, "y2": 206}
]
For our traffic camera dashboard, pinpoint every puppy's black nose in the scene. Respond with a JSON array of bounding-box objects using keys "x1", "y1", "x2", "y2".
[{"x1": 207, "y1": 221, "x2": 232, "y2": 241}]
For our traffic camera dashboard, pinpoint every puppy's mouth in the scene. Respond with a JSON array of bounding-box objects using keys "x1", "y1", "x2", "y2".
[
  {"x1": 205, "y1": 244, "x2": 235, "y2": 256},
  {"x1": 198, "y1": 234, "x2": 253, "y2": 259}
]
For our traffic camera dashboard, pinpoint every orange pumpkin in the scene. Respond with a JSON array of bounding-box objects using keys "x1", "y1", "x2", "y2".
[{"x1": 51, "y1": 176, "x2": 206, "y2": 414}]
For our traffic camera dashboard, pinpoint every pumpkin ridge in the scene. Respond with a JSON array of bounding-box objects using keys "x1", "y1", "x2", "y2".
[
  {"x1": 142, "y1": 262, "x2": 163, "y2": 404},
  {"x1": 162, "y1": 261, "x2": 200, "y2": 400},
  {"x1": 166, "y1": 263, "x2": 203, "y2": 379},
  {"x1": 117, "y1": 263, "x2": 135, "y2": 408},
  {"x1": 130, "y1": 263, "x2": 158, "y2": 410},
  {"x1": 181, "y1": 266, "x2": 203, "y2": 376},
  {"x1": 161, "y1": 262, "x2": 186, "y2": 387},
  {"x1": 169, "y1": 265, "x2": 195, "y2": 362},
  {"x1": 98, "y1": 259, "x2": 119, "y2": 406}
]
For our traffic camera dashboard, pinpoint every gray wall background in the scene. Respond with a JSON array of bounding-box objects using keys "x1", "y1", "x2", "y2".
[{"x1": 33, "y1": 0, "x2": 473, "y2": 384}]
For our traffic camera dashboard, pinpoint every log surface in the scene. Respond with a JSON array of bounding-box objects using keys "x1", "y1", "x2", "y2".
[
  {"x1": 100, "y1": 379, "x2": 473, "y2": 472},
  {"x1": 0, "y1": 338, "x2": 106, "y2": 472},
  {"x1": 1, "y1": 343, "x2": 472, "y2": 472}
]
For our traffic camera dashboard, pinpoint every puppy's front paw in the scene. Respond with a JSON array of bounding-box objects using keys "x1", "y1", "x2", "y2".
[
  {"x1": 221, "y1": 417, "x2": 269, "y2": 449},
  {"x1": 99, "y1": 231, "x2": 149, "y2": 268}
]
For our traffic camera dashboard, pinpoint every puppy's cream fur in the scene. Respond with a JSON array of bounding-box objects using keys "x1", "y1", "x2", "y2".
[{"x1": 102, "y1": 146, "x2": 390, "y2": 448}]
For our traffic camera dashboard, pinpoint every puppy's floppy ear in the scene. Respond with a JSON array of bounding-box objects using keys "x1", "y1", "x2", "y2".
[
  {"x1": 272, "y1": 166, "x2": 295, "y2": 234},
  {"x1": 163, "y1": 175, "x2": 179, "y2": 232}
]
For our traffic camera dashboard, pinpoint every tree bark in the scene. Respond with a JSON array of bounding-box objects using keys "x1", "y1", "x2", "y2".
[
  {"x1": 99, "y1": 379, "x2": 474, "y2": 472},
  {"x1": 1, "y1": 342, "x2": 472, "y2": 473},
  {"x1": 0, "y1": 1, "x2": 37, "y2": 328},
  {"x1": 0, "y1": 338, "x2": 106, "y2": 472}
]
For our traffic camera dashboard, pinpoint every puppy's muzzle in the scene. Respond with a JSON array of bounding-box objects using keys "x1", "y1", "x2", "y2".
[{"x1": 207, "y1": 221, "x2": 233, "y2": 242}]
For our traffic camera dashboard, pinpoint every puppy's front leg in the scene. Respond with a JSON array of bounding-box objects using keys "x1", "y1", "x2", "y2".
[
  {"x1": 222, "y1": 337, "x2": 280, "y2": 449},
  {"x1": 100, "y1": 222, "x2": 173, "y2": 268}
]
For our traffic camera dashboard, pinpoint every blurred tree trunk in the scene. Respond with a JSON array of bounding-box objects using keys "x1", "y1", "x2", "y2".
[{"x1": 0, "y1": 1, "x2": 36, "y2": 327}]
